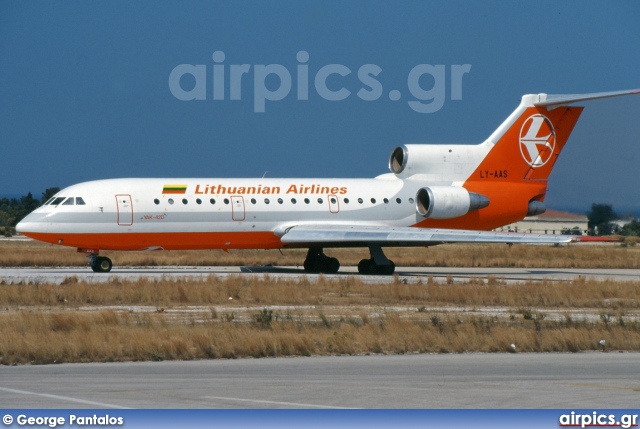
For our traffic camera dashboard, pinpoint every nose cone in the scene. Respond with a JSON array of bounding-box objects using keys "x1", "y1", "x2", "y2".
[
  {"x1": 16, "y1": 211, "x2": 48, "y2": 236},
  {"x1": 16, "y1": 216, "x2": 29, "y2": 234}
]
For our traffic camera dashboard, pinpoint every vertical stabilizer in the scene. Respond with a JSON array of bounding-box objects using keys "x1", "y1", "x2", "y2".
[
  {"x1": 470, "y1": 97, "x2": 583, "y2": 183},
  {"x1": 454, "y1": 89, "x2": 640, "y2": 228}
]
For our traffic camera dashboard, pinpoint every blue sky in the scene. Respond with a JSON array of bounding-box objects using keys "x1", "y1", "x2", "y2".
[{"x1": 1, "y1": 1, "x2": 639, "y2": 214}]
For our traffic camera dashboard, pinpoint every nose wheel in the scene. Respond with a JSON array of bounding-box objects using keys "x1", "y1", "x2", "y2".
[{"x1": 89, "y1": 254, "x2": 113, "y2": 273}]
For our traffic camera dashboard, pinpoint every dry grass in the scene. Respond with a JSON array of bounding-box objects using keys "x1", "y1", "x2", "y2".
[
  {"x1": 1, "y1": 240, "x2": 640, "y2": 268},
  {"x1": 2, "y1": 275, "x2": 640, "y2": 364},
  {"x1": 1, "y1": 310, "x2": 638, "y2": 365},
  {"x1": 1, "y1": 275, "x2": 640, "y2": 310}
]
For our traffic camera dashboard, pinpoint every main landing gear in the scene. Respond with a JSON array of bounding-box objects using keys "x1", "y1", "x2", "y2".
[
  {"x1": 301, "y1": 245, "x2": 396, "y2": 275},
  {"x1": 303, "y1": 247, "x2": 340, "y2": 274},
  {"x1": 88, "y1": 254, "x2": 113, "y2": 273},
  {"x1": 357, "y1": 244, "x2": 395, "y2": 275}
]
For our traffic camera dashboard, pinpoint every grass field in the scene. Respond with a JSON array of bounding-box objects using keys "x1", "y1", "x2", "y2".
[{"x1": 2, "y1": 240, "x2": 640, "y2": 364}]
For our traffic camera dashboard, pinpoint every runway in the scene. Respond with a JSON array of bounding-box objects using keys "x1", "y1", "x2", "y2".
[
  {"x1": 2, "y1": 265, "x2": 639, "y2": 284},
  {"x1": 1, "y1": 353, "x2": 639, "y2": 408}
]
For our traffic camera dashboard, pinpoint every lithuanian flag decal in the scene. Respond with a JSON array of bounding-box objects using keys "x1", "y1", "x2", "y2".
[{"x1": 162, "y1": 184, "x2": 187, "y2": 194}]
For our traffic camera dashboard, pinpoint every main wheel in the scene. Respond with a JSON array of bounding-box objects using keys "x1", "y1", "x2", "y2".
[
  {"x1": 324, "y1": 257, "x2": 340, "y2": 274},
  {"x1": 357, "y1": 259, "x2": 395, "y2": 275},
  {"x1": 358, "y1": 258, "x2": 373, "y2": 274},
  {"x1": 380, "y1": 261, "x2": 395, "y2": 275},
  {"x1": 303, "y1": 258, "x2": 320, "y2": 273},
  {"x1": 91, "y1": 256, "x2": 113, "y2": 273}
]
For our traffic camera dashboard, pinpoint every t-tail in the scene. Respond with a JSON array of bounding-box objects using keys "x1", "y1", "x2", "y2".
[{"x1": 390, "y1": 89, "x2": 640, "y2": 230}]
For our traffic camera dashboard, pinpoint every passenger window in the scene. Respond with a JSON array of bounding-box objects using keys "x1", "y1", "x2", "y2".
[
  {"x1": 396, "y1": 198, "x2": 402, "y2": 204},
  {"x1": 154, "y1": 199, "x2": 160, "y2": 205},
  {"x1": 371, "y1": 198, "x2": 376, "y2": 204},
  {"x1": 264, "y1": 198, "x2": 270, "y2": 204},
  {"x1": 251, "y1": 198, "x2": 257, "y2": 204},
  {"x1": 62, "y1": 197, "x2": 74, "y2": 205},
  {"x1": 224, "y1": 198, "x2": 230, "y2": 204},
  {"x1": 51, "y1": 197, "x2": 65, "y2": 206},
  {"x1": 291, "y1": 198, "x2": 297, "y2": 204},
  {"x1": 344, "y1": 198, "x2": 350, "y2": 204},
  {"x1": 196, "y1": 198, "x2": 202, "y2": 205},
  {"x1": 76, "y1": 197, "x2": 86, "y2": 205},
  {"x1": 409, "y1": 198, "x2": 415, "y2": 204},
  {"x1": 210, "y1": 198, "x2": 216, "y2": 205},
  {"x1": 182, "y1": 199, "x2": 188, "y2": 205},
  {"x1": 357, "y1": 198, "x2": 363, "y2": 204},
  {"x1": 304, "y1": 198, "x2": 310, "y2": 204},
  {"x1": 317, "y1": 198, "x2": 323, "y2": 204},
  {"x1": 383, "y1": 198, "x2": 389, "y2": 204},
  {"x1": 330, "y1": 197, "x2": 337, "y2": 204},
  {"x1": 168, "y1": 199, "x2": 174, "y2": 205},
  {"x1": 278, "y1": 198, "x2": 283, "y2": 204}
]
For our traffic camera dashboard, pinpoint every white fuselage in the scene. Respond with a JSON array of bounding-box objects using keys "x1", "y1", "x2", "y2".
[{"x1": 18, "y1": 176, "x2": 438, "y2": 250}]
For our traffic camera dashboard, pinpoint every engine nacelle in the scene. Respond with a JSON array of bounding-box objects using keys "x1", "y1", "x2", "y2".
[
  {"x1": 391, "y1": 145, "x2": 454, "y2": 176},
  {"x1": 389, "y1": 146, "x2": 410, "y2": 174},
  {"x1": 389, "y1": 144, "x2": 490, "y2": 181},
  {"x1": 526, "y1": 200, "x2": 546, "y2": 216},
  {"x1": 416, "y1": 186, "x2": 489, "y2": 219}
]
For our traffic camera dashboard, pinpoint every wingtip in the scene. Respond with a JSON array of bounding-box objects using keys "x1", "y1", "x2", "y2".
[{"x1": 572, "y1": 236, "x2": 621, "y2": 243}]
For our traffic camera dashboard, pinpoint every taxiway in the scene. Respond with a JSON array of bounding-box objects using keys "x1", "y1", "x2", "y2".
[
  {"x1": 1, "y1": 266, "x2": 639, "y2": 285},
  {"x1": 1, "y1": 353, "x2": 638, "y2": 408}
]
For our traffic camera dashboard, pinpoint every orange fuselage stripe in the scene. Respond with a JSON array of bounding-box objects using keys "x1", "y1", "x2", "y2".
[{"x1": 23, "y1": 231, "x2": 284, "y2": 251}]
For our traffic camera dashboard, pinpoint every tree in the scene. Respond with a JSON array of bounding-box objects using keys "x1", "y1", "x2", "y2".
[
  {"x1": 21, "y1": 192, "x2": 40, "y2": 214},
  {"x1": 0, "y1": 188, "x2": 60, "y2": 228},
  {"x1": 587, "y1": 203, "x2": 619, "y2": 236},
  {"x1": 621, "y1": 219, "x2": 640, "y2": 237},
  {"x1": 41, "y1": 187, "x2": 60, "y2": 204}
]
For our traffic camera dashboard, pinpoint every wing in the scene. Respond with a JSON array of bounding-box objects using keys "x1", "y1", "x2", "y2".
[{"x1": 279, "y1": 224, "x2": 576, "y2": 246}]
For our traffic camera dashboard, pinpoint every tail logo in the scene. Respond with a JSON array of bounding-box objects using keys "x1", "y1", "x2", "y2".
[{"x1": 519, "y1": 114, "x2": 556, "y2": 168}]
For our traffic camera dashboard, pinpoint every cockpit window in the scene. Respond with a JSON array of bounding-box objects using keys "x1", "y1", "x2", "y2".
[
  {"x1": 51, "y1": 197, "x2": 86, "y2": 206},
  {"x1": 44, "y1": 197, "x2": 56, "y2": 205}
]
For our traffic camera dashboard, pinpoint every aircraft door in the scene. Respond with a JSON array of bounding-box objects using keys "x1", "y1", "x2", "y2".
[
  {"x1": 116, "y1": 194, "x2": 133, "y2": 226},
  {"x1": 328, "y1": 194, "x2": 340, "y2": 214},
  {"x1": 231, "y1": 196, "x2": 245, "y2": 221}
]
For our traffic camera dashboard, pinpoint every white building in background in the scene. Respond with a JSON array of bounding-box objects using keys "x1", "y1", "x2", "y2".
[{"x1": 496, "y1": 209, "x2": 588, "y2": 235}]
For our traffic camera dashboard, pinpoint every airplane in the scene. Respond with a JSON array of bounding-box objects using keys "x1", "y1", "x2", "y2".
[{"x1": 17, "y1": 89, "x2": 640, "y2": 274}]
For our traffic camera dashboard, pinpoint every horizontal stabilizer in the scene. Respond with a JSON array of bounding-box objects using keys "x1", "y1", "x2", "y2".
[{"x1": 532, "y1": 89, "x2": 640, "y2": 108}]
